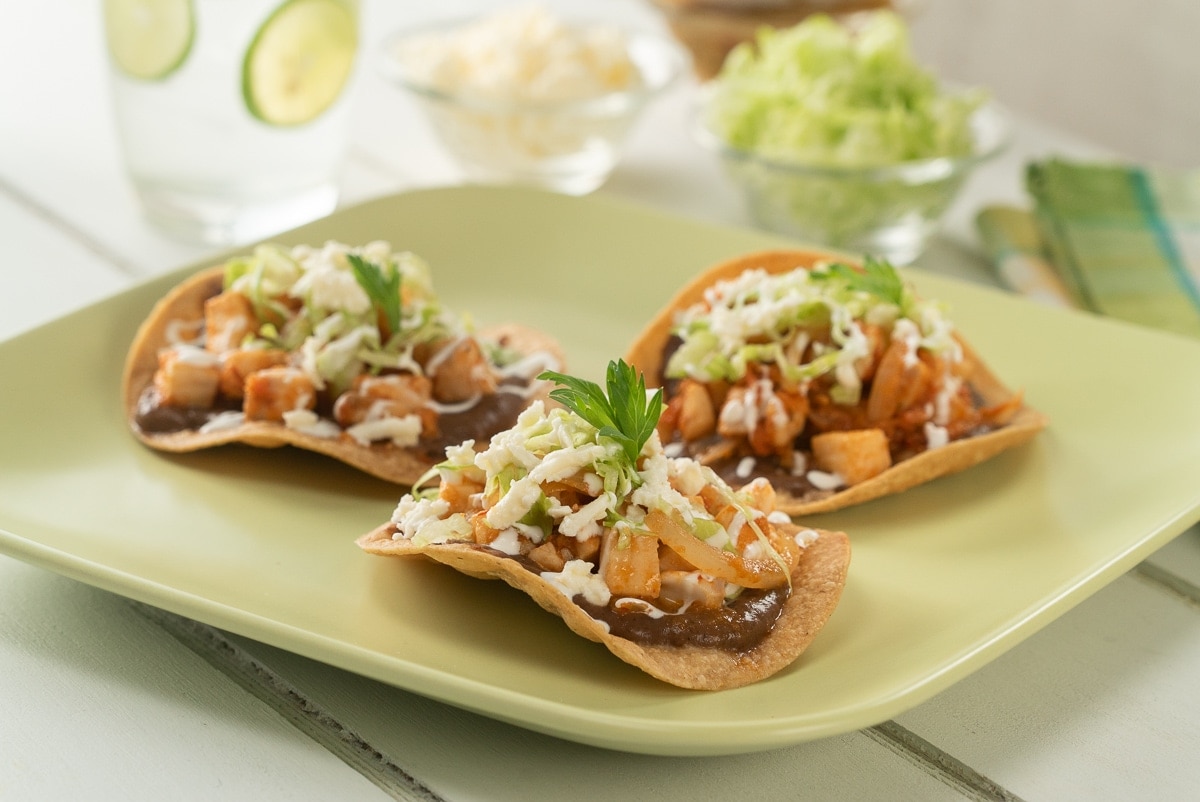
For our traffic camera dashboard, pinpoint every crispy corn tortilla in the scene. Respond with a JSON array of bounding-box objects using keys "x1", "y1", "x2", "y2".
[
  {"x1": 624, "y1": 248, "x2": 1049, "y2": 515},
  {"x1": 123, "y1": 266, "x2": 565, "y2": 485},
  {"x1": 357, "y1": 523, "x2": 850, "y2": 691}
]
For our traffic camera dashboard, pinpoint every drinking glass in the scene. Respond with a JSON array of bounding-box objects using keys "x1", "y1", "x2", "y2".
[{"x1": 102, "y1": 0, "x2": 360, "y2": 245}]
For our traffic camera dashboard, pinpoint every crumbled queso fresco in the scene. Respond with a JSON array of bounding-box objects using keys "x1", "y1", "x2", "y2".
[
  {"x1": 388, "y1": 400, "x2": 817, "y2": 606},
  {"x1": 155, "y1": 239, "x2": 507, "y2": 448},
  {"x1": 392, "y1": 4, "x2": 640, "y2": 104},
  {"x1": 667, "y1": 262, "x2": 962, "y2": 407}
]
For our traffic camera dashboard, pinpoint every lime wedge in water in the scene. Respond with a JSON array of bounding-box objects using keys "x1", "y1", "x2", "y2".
[
  {"x1": 103, "y1": 0, "x2": 195, "y2": 80},
  {"x1": 242, "y1": 0, "x2": 358, "y2": 127}
]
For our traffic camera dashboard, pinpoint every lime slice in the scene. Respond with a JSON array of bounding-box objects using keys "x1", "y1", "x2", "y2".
[
  {"x1": 242, "y1": 0, "x2": 359, "y2": 127},
  {"x1": 103, "y1": 0, "x2": 195, "y2": 80}
]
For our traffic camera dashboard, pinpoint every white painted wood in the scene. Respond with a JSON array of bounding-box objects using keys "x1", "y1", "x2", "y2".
[
  {"x1": 218, "y1": 636, "x2": 973, "y2": 802},
  {"x1": 0, "y1": 194, "x2": 129, "y2": 341},
  {"x1": 1144, "y1": 526, "x2": 1200, "y2": 587},
  {"x1": 0, "y1": 558, "x2": 388, "y2": 801},
  {"x1": 0, "y1": 2, "x2": 214, "y2": 278},
  {"x1": 2, "y1": 0, "x2": 1200, "y2": 799},
  {"x1": 909, "y1": 0, "x2": 1200, "y2": 169},
  {"x1": 895, "y1": 570, "x2": 1200, "y2": 800}
]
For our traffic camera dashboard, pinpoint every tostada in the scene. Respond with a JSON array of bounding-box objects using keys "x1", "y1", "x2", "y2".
[
  {"x1": 625, "y1": 249, "x2": 1048, "y2": 515},
  {"x1": 123, "y1": 240, "x2": 564, "y2": 483},
  {"x1": 357, "y1": 361, "x2": 850, "y2": 690}
]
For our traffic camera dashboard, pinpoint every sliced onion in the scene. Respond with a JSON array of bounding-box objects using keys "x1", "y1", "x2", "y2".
[{"x1": 644, "y1": 510, "x2": 789, "y2": 590}]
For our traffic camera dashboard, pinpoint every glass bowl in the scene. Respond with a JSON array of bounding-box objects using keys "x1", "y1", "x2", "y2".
[
  {"x1": 377, "y1": 17, "x2": 687, "y2": 196},
  {"x1": 695, "y1": 98, "x2": 1012, "y2": 265}
]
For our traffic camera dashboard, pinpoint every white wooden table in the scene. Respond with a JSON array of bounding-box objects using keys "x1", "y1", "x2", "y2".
[{"x1": 3, "y1": 2, "x2": 1199, "y2": 799}]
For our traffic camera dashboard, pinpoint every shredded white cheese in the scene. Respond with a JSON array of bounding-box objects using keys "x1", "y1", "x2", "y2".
[
  {"x1": 668, "y1": 263, "x2": 962, "y2": 409},
  {"x1": 391, "y1": 497, "x2": 472, "y2": 545},
  {"x1": 496, "y1": 350, "x2": 561, "y2": 379},
  {"x1": 933, "y1": 374, "x2": 962, "y2": 426},
  {"x1": 735, "y1": 455, "x2": 757, "y2": 479},
  {"x1": 807, "y1": 470, "x2": 845, "y2": 491},
  {"x1": 613, "y1": 598, "x2": 667, "y2": 618},
  {"x1": 282, "y1": 409, "x2": 341, "y2": 439},
  {"x1": 794, "y1": 528, "x2": 820, "y2": 548},
  {"x1": 483, "y1": 475, "x2": 545, "y2": 530},
  {"x1": 666, "y1": 457, "x2": 707, "y2": 496},
  {"x1": 489, "y1": 528, "x2": 525, "y2": 555},
  {"x1": 541, "y1": 559, "x2": 612, "y2": 606},
  {"x1": 924, "y1": 421, "x2": 950, "y2": 450},
  {"x1": 198, "y1": 411, "x2": 244, "y2": 433},
  {"x1": 346, "y1": 414, "x2": 422, "y2": 447},
  {"x1": 165, "y1": 318, "x2": 205, "y2": 346},
  {"x1": 291, "y1": 265, "x2": 371, "y2": 316},
  {"x1": 393, "y1": 5, "x2": 638, "y2": 104},
  {"x1": 169, "y1": 343, "x2": 217, "y2": 366},
  {"x1": 558, "y1": 492, "x2": 613, "y2": 539}
]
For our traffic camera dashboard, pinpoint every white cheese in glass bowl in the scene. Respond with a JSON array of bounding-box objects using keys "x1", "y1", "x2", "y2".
[{"x1": 378, "y1": 4, "x2": 687, "y2": 194}]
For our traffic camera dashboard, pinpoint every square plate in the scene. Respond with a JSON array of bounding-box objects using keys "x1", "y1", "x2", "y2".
[{"x1": 3, "y1": 186, "x2": 1200, "y2": 756}]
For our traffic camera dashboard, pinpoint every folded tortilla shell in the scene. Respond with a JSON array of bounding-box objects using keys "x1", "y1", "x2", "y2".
[
  {"x1": 357, "y1": 523, "x2": 850, "y2": 691},
  {"x1": 123, "y1": 266, "x2": 565, "y2": 485},
  {"x1": 624, "y1": 249, "x2": 1049, "y2": 515}
]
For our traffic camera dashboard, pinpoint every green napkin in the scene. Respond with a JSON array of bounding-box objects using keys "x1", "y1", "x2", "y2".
[
  {"x1": 1024, "y1": 159, "x2": 1200, "y2": 339},
  {"x1": 975, "y1": 205, "x2": 1076, "y2": 309}
]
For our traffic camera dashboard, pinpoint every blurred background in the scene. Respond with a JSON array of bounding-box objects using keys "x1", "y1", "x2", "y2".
[
  {"x1": 909, "y1": 0, "x2": 1197, "y2": 169},
  {"x1": 1, "y1": 0, "x2": 1194, "y2": 267},
  {"x1": 654, "y1": 0, "x2": 1198, "y2": 169}
]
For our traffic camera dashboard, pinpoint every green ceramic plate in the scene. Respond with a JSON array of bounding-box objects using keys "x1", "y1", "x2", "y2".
[{"x1": 2, "y1": 187, "x2": 1199, "y2": 756}]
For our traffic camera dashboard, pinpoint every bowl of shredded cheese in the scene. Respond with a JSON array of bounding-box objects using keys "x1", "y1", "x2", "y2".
[{"x1": 378, "y1": 5, "x2": 688, "y2": 195}]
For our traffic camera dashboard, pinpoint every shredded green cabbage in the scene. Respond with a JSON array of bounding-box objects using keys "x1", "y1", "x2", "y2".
[
  {"x1": 708, "y1": 11, "x2": 983, "y2": 167},
  {"x1": 221, "y1": 241, "x2": 461, "y2": 396},
  {"x1": 665, "y1": 260, "x2": 956, "y2": 396}
]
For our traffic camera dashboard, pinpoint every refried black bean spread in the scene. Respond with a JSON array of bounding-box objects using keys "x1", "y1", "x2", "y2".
[
  {"x1": 135, "y1": 367, "x2": 533, "y2": 459},
  {"x1": 467, "y1": 543, "x2": 790, "y2": 652}
]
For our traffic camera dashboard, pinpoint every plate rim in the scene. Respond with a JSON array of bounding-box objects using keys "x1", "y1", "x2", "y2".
[{"x1": 3, "y1": 185, "x2": 1200, "y2": 756}]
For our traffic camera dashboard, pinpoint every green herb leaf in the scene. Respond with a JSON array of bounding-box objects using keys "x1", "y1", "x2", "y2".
[
  {"x1": 538, "y1": 359, "x2": 663, "y2": 464},
  {"x1": 347, "y1": 253, "x2": 402, "y2": 335},
  {"x1": 825, "y1": 257, "x2": 905, "y2": 306}
]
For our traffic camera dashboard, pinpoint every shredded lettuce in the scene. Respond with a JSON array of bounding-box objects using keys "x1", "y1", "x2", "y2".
[
  {"x1": 703, "y1": 12, "x2": 987, "y2": 253},
  {"x1": 708, "y1": 11, "x2": 983, "y2": 168},
  {"x1": 218, "y1": 240, "x2": 465, "y2": 395},
  {"x1": 666, "y1": 260, "x2": 952, "y2": 401}
]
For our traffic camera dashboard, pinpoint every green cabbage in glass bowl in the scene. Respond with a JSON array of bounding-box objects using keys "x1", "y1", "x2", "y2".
[{"x1": 696, "y1": 11, "x2": 1010, "y2": 264}]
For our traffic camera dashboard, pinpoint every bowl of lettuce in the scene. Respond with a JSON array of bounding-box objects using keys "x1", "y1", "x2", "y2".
[{"x1": 696, "y1": 11, "x2": 1010, "y2": 264}]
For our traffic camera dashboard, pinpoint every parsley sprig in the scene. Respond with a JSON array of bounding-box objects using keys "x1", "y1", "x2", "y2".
[
  {"x1": 348, "y1": 253, "x2": 402, "y2": 335},
  {"x1": 823, "y1": 257, "x2": 905, "y2": 306},
  {"x1": 538, "y1": 360, "x2": 663, "y2": 465}
]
